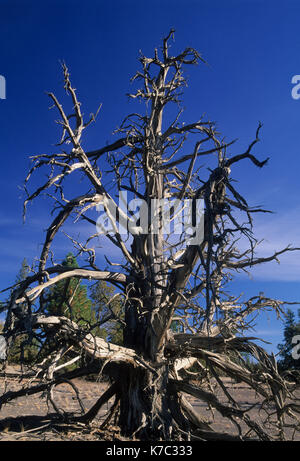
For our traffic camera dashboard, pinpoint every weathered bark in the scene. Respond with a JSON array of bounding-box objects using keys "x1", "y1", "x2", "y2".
[{"x1": 117, "y1": 365, "x2": 171, "y2": 439}]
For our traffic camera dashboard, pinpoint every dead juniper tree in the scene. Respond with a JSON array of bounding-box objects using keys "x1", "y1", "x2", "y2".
[{"x1": 0, "y1": 30, "x2": 300, "y2": 441}]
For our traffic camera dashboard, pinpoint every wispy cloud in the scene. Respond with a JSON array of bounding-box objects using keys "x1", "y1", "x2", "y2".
[
  {"x1": 253, "y1": 329, "x2": 282, "y2": 337},
  {"x1": 1, "y1": 200, "x2": 300, "y2": 282},
  {"x1": 234, "y1": 206, "x2": 300, "y2": 281}
]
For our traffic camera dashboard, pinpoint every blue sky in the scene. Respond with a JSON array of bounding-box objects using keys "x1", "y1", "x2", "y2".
[{"x1": 0, "y1": 0, "x2": 300, "y2": 353}]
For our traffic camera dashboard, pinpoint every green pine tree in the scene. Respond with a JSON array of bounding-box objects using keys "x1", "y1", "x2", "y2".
[
  {"x1": 8, "y1": 258, "x2": 39, "y2": 364},
  {"x1": 277, "y1": 309, "x2": 300, "y2": 371},
  {"x1": 42, "y1": 253, "x2": 104, "y2": 371},
  {"x1": 90, "y1": 280, "x2": 124, "y2": 345},
  {"x1": 45, "y1": 253, "x2": 95, "y2": 328},
  {"x1": 15, "y1": 258, "x2": 30, "y2": 284}
]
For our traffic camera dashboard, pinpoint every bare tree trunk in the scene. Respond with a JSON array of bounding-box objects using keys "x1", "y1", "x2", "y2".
[{"x1": 118, "y1": 365, "x2": 172, "y2": 439}]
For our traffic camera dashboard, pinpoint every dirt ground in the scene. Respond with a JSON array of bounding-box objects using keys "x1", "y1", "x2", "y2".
[{"x1": 0, "y1": 367, "x2": 299, "y2": 442}]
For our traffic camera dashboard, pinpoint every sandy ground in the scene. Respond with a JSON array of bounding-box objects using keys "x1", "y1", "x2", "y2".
[{"x1": 0, "y1": 367, "x2": 299, "y2": 441}]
